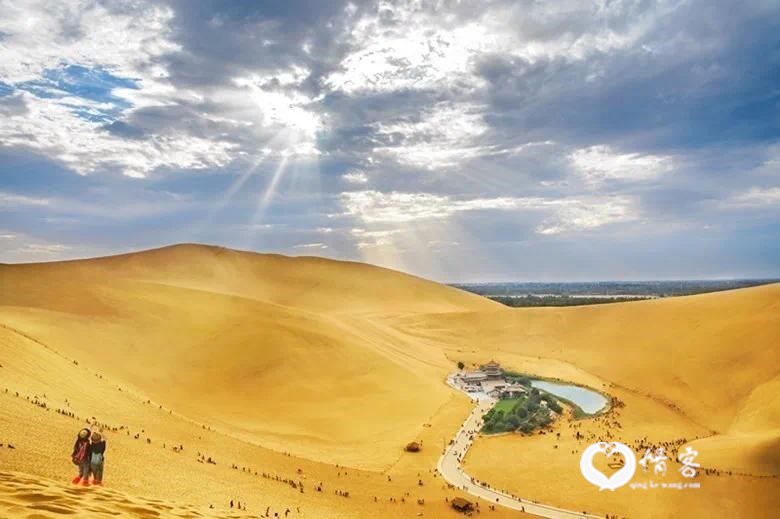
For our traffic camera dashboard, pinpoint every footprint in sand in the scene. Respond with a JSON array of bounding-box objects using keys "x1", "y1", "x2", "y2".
[
  {"x1": 117, "y1": 505, "x2": 161, "y2": 517},
  {"x1": 142, "y1": 501, "x2": 173, "y2": 511},
  {"x1": 11, "y1": 490, "x2": 67, "y2": 502},
  {"x1": 26, "y1": 503, "x2": 77, "y2": 515},
  {"x1": 83, "y1": 506, "x2": 121, "y2": 515}
]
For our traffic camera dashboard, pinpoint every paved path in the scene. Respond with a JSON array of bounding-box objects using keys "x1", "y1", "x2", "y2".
[{"x1": 437, "y1": 377, "x2": 602, "y2": 518}]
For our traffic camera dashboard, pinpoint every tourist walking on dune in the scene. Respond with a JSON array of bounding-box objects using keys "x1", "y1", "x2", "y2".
[
  {"x1": 71, "y1": 428, "x2": 92, "y2": 485},
  {"x1": 89, "y1": 432, "x2": 107, "y2": 485}
]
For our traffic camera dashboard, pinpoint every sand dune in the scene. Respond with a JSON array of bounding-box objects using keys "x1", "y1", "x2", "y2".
[
  {"x1": 1, "y1": 244, "x2": 777, "y2": 518},
  {"x1": 384, "y1": 284, "x2": 780, "y2": 518},
  {"x1": 0, "y1": 243, "x2": 497, "y2": 315},
  {"x1": 0, "y1": 316, "x2": 517, "y2": 518},
  {"x1": 0, "y1": 244, "x2": 497, "y2": 468},
  {"x1": 389, "y1": 284, "x2": 780, "y2": 473},
  {"x1": 0, "y1": 469, "x2": 227, "y2": 518}
]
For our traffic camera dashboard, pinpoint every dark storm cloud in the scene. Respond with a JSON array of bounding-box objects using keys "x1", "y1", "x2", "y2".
[
  {"x1": 475, "y1": 0, "x2": 780, "y2": 152},
  {"x1": 159, "y1": 0, "x2": 356, "y2": 92}
]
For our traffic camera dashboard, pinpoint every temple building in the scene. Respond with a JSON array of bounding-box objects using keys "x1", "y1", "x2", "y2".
[
  {"x1": 454, "y1": 360, "x2": 530, "y2": 401},
  {"x1": 461, "y1": 371, "x2": 488, "y2": 384},
  {"x1": 479, "y1": 360, "x2": 503, "y2": 379}
]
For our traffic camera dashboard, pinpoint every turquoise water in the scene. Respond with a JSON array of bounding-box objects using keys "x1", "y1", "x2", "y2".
[{"x1": 530, "y1": 380, "x2": 608, "y2": 414}]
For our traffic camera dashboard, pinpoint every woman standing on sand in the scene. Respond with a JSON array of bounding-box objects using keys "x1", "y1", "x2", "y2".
[
  {"x1": 71, "y1": 428, "x2": 92, "y2": 486},
  {"x1": 89, "y1": 432, "x2": 106, "y2": 486}
]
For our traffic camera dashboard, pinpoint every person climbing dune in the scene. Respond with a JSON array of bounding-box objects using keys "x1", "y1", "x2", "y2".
[
  {"x1": 90, "y1": 432, "x2": 107, "y2": 485},
  {"x1": 71, "y1": 428, "x2": 92, "y2": 486}
]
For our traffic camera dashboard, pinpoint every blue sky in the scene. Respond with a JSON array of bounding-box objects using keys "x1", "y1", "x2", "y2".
[{"x1": 0, "y1": 0, "x2": 778, "y2": 282}]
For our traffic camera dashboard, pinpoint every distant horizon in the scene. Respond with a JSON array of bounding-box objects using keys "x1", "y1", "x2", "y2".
[
  {"x1": 2, "y1": 240, "x2": 778, "y2": 285},
  {"x1": 451, "y1": 278, "x2": 780, "y2": 285}
]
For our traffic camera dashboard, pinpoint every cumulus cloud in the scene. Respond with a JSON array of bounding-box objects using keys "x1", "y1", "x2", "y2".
[
  {"x1": 324, "y1": 14, "x2": 490, "y2": 95},
  {"x1": 340, "y1": 190, "x2": 637, "y2": 235},
  {"x1": 0, "y1": 1, "x2": 240, "y2": 177},
  {"x1": 0, "y1": 1, "x2": 178, "y2": 84},
  {"x1": 342, "y1": 171, "x2": 369, "y2": 184},
  {"x1": 370, "y1": 102, "x2": 493, "y2": 169},
  {"x1": 0, "y1": 229, "x2": 80, "y2": 263},
  {"x1": 0, "y1": 191, "x2": 51, "y2": 208},
  {"x1": 231, "y1": 72, "x2": 324, "y2": 155},
  {"x1": 722, "y1": 187, "x2": 780, "y2": 208},
  {"x1": 0, "y1": 0, "x2": 777, "y2": 279},
  {"x1": 569, "y1": 145, "x2": 674, "y2": 184},
  {"x1": 351, "y1": 228, "x2": 402, "y2": 249},
  {"x1": 16, "y1": 243, "x2": 71, "y2": 255},
  {"x1": 340, "y1": 190, "x2": 520, "y2": 223},
  {"x1": 534, "y1": 196, "x2": 638, "y2": 235},
  {"x1": 0, "y1": 91, "x2": 236, "y2": 177},
  {"x1": 324, "y1": 0, "x2": 662, "y2": 95},
  {"x1": 0, "y1": 0, "x2": 328, "y2": 177},
  {"x1": 292, "y1": 242, "x2": 328, "y2": 250}
]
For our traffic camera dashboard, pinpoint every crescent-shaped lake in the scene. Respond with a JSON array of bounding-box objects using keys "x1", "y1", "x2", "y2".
[{"x1": 530, "y1": 380, "x2": 608, "y2": 414}]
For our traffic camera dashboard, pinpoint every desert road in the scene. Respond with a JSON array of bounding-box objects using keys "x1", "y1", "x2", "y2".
[{"x1": 437, "y1": 382, "x2": 602, "y2": 518}]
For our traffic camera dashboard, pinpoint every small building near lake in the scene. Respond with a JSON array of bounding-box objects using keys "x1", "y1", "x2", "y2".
[{"x1": 460, "y1": 371, "x2": 488, "y2": 384}]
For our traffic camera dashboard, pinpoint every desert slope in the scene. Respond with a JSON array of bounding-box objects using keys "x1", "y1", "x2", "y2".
[
  {"x1": 389, "y1": 283, "x2": 780, "y2": 473},
  {"x1": 0, "y1": 243, "x2": 499, "y2": 315},
  {"x1": 1, "y1": 320, "x2": 514, "y2": 518},
  {"x1": 1, "y1": 244, "x2": 778, "y2": 518},
  {"x1": 0, "y1": 244, "x2": 499, "y2": 468}
]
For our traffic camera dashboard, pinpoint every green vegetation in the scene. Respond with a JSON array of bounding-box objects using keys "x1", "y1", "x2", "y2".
[
  {"x1": 503, "y1": 371, "x2": 531, "y2": 386},
  {"x1": 457, "y1": 361, "x2": 465, "y2": 370},
  {"x1": 493, "y1": 397, "x2": 522, "y2": 413},
  {"x1": 488, "y1": 295, "x2": 651, "y2": 307},
  {"x1": 482, "y1": 388, "x2": 563, "y2": 434}
]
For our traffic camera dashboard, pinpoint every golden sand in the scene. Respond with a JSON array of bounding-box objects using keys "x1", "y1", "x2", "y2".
[{"x1": 1, "y1": 244, "x2": 777, "y2": 518}]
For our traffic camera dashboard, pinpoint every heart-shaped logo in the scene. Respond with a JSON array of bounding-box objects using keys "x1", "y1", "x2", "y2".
[{"x1": 580, "y1": 441, "x2": 637, "y2": 491}]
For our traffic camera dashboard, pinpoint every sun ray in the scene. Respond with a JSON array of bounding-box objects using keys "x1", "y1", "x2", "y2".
[
  {"x1": 188, "y1": 154, "x2": 269, "y2": 240},
  {"x1": 243, "y1": 153, "x2": 291, "y2": 247}
]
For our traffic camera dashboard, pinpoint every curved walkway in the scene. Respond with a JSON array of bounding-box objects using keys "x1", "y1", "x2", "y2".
[{"x1": 437, "y1": 377, "x2": 602, "y2": 518}]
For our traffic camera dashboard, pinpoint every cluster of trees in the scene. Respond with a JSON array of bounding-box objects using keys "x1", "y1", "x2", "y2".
[
  {"x1": 503, "y1": 371, "x2": 531, "y2": 385},
  {"x1": 488, "y1": 295, "x2": 651, "y2": 308},
  {"x1": 455, "y1": 280, "x2": 779, "y2": 298},
  {"x1": 482, "y1": 389, "x2": 563, "y2": 434}
]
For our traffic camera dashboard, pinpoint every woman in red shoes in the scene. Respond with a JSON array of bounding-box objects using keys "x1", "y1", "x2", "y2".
[{"x1": 71, "y1": 428, "x2": 92, "y2": 486}]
